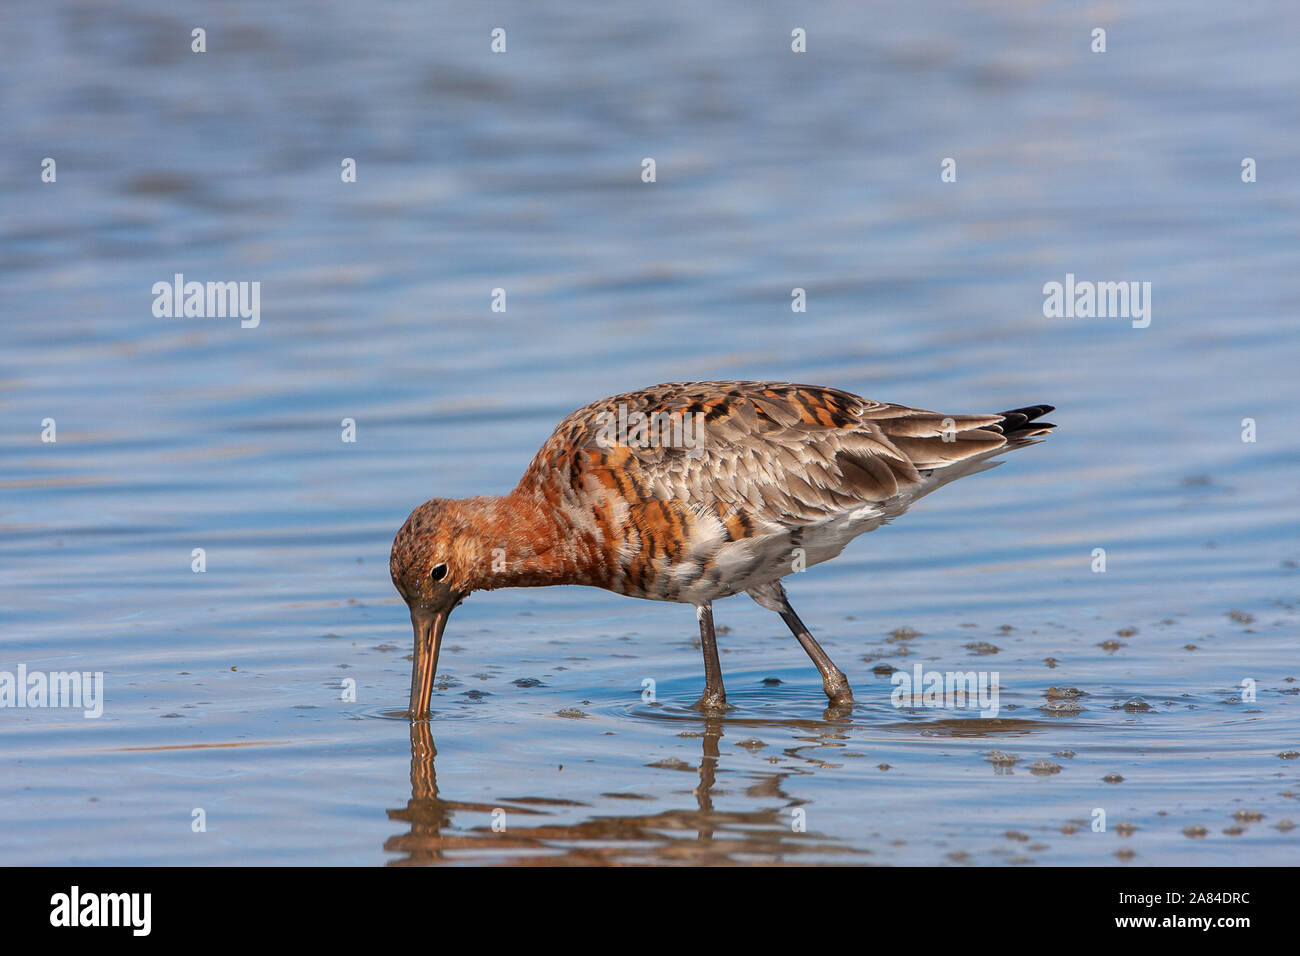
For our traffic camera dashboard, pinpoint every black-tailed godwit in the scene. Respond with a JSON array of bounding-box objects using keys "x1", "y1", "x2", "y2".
[{"x1": 390, "y1": 381, "x2": 1054, "y2": 718}]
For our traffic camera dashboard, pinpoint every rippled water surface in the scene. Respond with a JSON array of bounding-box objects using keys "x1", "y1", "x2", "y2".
[{"x1": 2, "y1": 1, "x2": 1298, "y2": 865}]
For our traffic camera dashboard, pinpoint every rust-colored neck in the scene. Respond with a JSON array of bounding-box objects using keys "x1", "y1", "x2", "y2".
[{"x1": 459, "y1": 487, "x2": 600, "y2": 592}]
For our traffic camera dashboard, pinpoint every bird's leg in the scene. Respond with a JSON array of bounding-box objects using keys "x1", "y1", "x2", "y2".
[
  {"x1": 693, "y1": 603, "x2": 728, "y2": 711},
  {"x1": 776, "y1": 596, "x2": 854, "y2": 706}
]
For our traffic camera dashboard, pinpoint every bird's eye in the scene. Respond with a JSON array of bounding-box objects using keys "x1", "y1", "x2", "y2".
[{"x1": 430, "y1": 563, "x2": 448, "y2": 583}]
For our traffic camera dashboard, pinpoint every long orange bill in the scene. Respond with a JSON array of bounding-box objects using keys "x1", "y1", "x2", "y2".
[{"x1": 408, "y1": 609, "x2": 448, "y2": 720}]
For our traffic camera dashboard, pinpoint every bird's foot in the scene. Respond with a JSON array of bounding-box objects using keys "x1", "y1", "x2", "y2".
[
  {"x1": 691, "y1": 691, "x2": 730, "y2": 713},
  {"x1": 822, "y1": 671, "x2": 854, "y2": 708}
]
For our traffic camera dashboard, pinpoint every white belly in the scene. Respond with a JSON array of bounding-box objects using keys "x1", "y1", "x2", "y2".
[{"x1": 673, "y1": 504, "x2": 889, "y2": 606}]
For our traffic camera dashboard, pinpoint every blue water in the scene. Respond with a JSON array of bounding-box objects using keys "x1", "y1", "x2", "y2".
[{"x1": 1, "y1": 0, "x2": 1298, "y2": 865}]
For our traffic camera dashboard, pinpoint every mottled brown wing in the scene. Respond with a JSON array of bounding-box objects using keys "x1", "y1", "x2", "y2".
[{"x1": 520, "y1": 381, "x2": 1051, "y2": 536}]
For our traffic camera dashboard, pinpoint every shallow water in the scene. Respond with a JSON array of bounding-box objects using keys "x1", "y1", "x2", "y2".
[{"x1": 2, "y1": 1, "x2": 1298, "y2": 865}]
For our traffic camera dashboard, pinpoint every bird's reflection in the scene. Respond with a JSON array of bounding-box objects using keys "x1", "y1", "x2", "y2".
[
  {"x1": 383, "y1": 722, "x2": 452, "y2": 864},
  {"x1": 384, "y1": 708, "x2": 863, "y2": 865}
]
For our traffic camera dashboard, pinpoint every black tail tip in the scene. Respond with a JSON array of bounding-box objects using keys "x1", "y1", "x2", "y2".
[
  {"x1": 998, "y1": 404, "x2": 1056, "y2": 436},
  {"x1": 1001, "y1": 404, "x2": 1054, "y2": 420}
]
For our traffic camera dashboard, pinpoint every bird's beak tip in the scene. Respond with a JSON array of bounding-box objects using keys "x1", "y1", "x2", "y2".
[{"x1": 408, "y1": 604, "x2": 452, "y2": 720}]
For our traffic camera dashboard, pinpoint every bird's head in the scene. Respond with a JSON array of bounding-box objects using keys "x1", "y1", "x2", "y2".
[{"x1": 390, "y1": 498, "x2": 479, "y2": 719}]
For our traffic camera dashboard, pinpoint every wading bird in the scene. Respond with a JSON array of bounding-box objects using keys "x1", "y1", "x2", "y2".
[{"x1": 390, "y1": 382, "x2": 1054, "y2": 718}]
